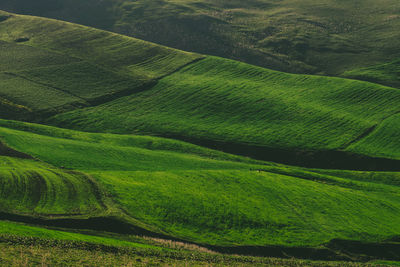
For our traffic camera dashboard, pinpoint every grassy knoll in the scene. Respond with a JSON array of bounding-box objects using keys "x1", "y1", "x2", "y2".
[
  {"x1": 1, "y1": 0, "x2": 400, "y2": 87},
  {"x1": 0, "y1": 10, "x2": 201, "y2": 118},
  {"x1": 1, "y1": 10, "x2": 398, "y2": 165},
  {"x1": 0, "y1": 156, "x2": 104, "y2": 216},
  {"x1": 0, "y1": 120, "x2": 399, "y2": 251},
  {"x1": 50, "y1": 56, "x2": 400, "y2": 162}
]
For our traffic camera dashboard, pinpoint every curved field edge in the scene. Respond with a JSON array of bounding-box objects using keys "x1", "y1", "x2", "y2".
[{"x1": 0, "y1": 120, "x2": 399, "y2": 258}]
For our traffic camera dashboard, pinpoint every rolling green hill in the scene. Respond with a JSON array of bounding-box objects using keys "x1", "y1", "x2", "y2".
[
  {"x1": 0, "y1": 156, "x2": 104, "y2": 216},
  {"x1": 0, "y1": 10, "x2": 200, "y2": 119},
  {"x1": 50, "y1": 56, "x2": 400, "y2": 166},
  {"x1": 0, "y1": 9, "x2": 400, "y2": 264},
  {"x1": 1, "y1": 10, "x2": 398, "y2": 169},
  {"x1": 1, "y1": 0, "x2": 400, "y2": 87},
  {"x1": 0, "y1": 119, "x2": 399, "y2": 254}
]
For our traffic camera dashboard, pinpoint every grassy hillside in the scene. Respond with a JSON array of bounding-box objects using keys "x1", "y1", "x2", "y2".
[
  {"x1": 50, "y1": 56, "x2": 400, "y2": 164},
  {"x1": 0, "y1": 156, "x2": 104, "y2": 216},
  {"x1": 0, "y1": 10, "x2": 200, "y2": 119},
  {"x1": 1, "y1": 0, "x2": 399, "y2": 87},
  {"x1": 0, "y1": 9, "x2": 399, "y2": 263},
  {"x1": 0, "y1": 11, "x2": 398, "y2": 167},
  {"x1": 0, "y1": 119, "x2": 399, "y2": 252}
]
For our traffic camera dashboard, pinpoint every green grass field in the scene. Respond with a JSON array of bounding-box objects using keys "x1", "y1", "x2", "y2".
[
  {"x1": 0, "y1": 8, "x2": 399, "y2": 265},
  {"x1": 0, "y1": 156, "x2": 104, "y2": 216},
  {"x1": 0, "y1": 119, "x2": 399, "y2": 252},
  {"x1": 0, "y1": 10, "x2": 201, "y2": 118},
  {"x1": 50, "y1": 56, "x2": 400, "y2": 162},
  {"x1": 1, "y1": 0, "x2": 399, "y2": 87}
]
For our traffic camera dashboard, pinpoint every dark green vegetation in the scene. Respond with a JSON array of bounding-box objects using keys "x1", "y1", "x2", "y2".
[
  {"x1": 0, "y1": 8, "x2": 399, "y2": 265},
  {"x1": 1, "y1": 0, "x2": 400, "y2": 87}
]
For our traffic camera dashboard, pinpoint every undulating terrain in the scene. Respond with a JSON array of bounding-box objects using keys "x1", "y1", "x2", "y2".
[
  {"x1": 1, "y1": 0, "x2": 400, "y2": 88},
  {"x1": 0, "y1": 6, "x2": 399, "y2": 266}
]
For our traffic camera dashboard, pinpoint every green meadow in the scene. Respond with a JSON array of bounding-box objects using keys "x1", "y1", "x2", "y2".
[
  {"x1": 0, "y1": 119, "x2": 399, "y2": 250},
  {"x1": 1, "y1": 0, "x2": 400, "y2": 87},
  {"x1": 0, "y1": 8, "x2": 399, "y2": 265},
  {"x1": 0, "y1": 10, "x2": 201, "y2": 117},
  {"x1": 51, "y1": 56, "x2": 400, "y2": 161}
]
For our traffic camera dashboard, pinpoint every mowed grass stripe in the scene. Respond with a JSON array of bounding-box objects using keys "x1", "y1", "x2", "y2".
[
  {"x1": 0, "y1": 122, "x2": 260, "y2": 172},
  {"x1": 0, "y1": 156, "x2": 104, "y2": 216}
]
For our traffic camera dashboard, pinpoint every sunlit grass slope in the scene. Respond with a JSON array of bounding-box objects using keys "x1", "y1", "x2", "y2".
[
  {"x1": 0, "y1": 10, "x2": 201, "y2": 117},
  {"x1": 348, "y1": 113, "x2": 400, "y2": 160},
  {"x1": 0, "y1": 120, "x2": 399, "y2": 248},
  {"x1": 0, "y1": 156, "x2": 104, "y2": 216},
  {"x1": 0, "y1": 120, "x2": 262, "y2": 172},
  {"x1": 51, "y1": 56, "x2": 400, "y2": 160}
]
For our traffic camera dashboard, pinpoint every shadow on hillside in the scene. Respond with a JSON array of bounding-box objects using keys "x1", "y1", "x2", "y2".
[
  {"x1": 0, "y1": 140, "x2": 33, "y2": 159},
  {"x1": 164, "y1": 135, "x2": 400, "y2": 171}
]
